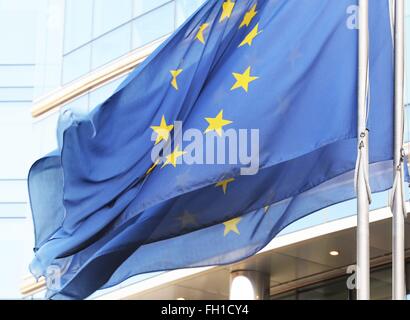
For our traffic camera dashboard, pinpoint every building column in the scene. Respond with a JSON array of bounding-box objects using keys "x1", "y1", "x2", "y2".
[{"x1": 229, "y1": 270, "x2": 270, "y2": 300}]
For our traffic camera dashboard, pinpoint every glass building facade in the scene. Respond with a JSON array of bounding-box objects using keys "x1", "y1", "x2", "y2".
[
  {"x1": 62, "y1": 0, "x2": 191, "y2": 84},
  {"x1": 272, "y1": 262, "x2": 410, "y2": 300},
  {"x1": 33, "y1": 0, "x2": 207, "y2": 156},
  {"x1": 0, "y1": 0, "x2": 44, "y2": 298},
  {"x1": 0, "y1": 0, "x2": 206, "y2": 299},
  {"x1": 0, "y1": 0, "x2": 409, "y2": 299}
]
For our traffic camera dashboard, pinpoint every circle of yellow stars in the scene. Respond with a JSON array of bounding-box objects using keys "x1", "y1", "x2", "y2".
[{"x1": 147, "y1": 1, "x2": 266, "y2": 237}]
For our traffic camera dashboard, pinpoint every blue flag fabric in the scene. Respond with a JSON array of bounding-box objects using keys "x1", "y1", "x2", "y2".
[{"x1": 28, "y1": 0, "x2": 394, "y2": 299}]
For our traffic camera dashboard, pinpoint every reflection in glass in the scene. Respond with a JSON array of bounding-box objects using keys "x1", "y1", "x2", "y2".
[
  {"x1": 0, "y1": 11, "x2": 37, "y2": 64},
  {"x1": 64, "y1": 0, "x2": 93, "y2": 54},
  {"x1": 0, "y1": 88, "x2": 33, "y2": 102},
  {"x1": 0, "y1": 66, "x2": 35, "y2": 87},
  {"x1": 93, "y1": 0, "x2": 133, "y2": 37},
  {"x1": 271, "y1": 263, "x2": 407, "y2": 300},
  {"x1": 132, "y1": 2, "x2": 175, "y2": 49},
  {"x1": 133, "y1": 0, "x2": 171, "y2": 18},
  {"x1": 62, "y1": 45, "x2": 91, "y2": 84},
  {"x1": 406, "y1": 111, "x2": 409, "y2": 143},
  {"x1": 91, "y1": 24, "x2": 132, "y2": 70},
  {"x1": 175, "y1": 0, "x2": 206, "y2": 27}
]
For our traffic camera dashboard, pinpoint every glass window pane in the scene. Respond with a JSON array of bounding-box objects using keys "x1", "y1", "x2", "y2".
[
  {"x1": 370, "y1": 267, "x2": 391, "y2": 300},
  {"x1": 33, "y1": 0, "x2": 65, "y2": 99},
  {"x1": 32, "y1": 111, "x2": 60, "y2": 156},
  {"x1": 93, "y1": 0, "x2": 133, "y2": 37},
  {"x1": 91, "y1": 23, "x2": 132, "y2": 70},
  {"x1": 133, "y1": 0, "x2": 171, "y2": 17},
  {"x1": 405, "y1": 105, "x2": 410, "y2": 142},
  {"x1": 0, "y1": 12, "x2": 37, "y2": 64},
  {"x1": 0, "y1": 66, "x2": 35, "y2": 87},
  {"x1": 132, "y1": 2, "x2": 175, "y2": 49},
  {"x1": 297, "y1": 277, "x2": 349, "y2": 300},
  {"x1": 62, "y1": 44, "x2": 92, "y2": 84},
  {"x1": 0, "y1": 103, "x2": 33, "y2": 179},
  {"x1": 175, "y1": 0, "x2": 205, "y2": 27},
  {"x1": 0, "y1": 203, "x2": 27, "y2": 218},
  {"x1": 0, "y1": 87, "x2": 33, "y2": 102},
  {"x1": 0, "y1": 219, "x2": 33, "y2": 299},
  {"x1": 271, "y1": 265, "x2": 397, "y2": 300},
  {"x1": 64, "y1": 0, "x2": 94, "y2": 53},
  {"x1": 0, "y1": 101, "x2": 31, "y2": 108}
]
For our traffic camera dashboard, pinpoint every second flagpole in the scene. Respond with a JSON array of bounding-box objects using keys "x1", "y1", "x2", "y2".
[
  {"x1": 393, "y1": 0, "x2": 406, "y2": 301},
  {"x1": 357, "y1": 0, "x2": 370, "y2": 300}
]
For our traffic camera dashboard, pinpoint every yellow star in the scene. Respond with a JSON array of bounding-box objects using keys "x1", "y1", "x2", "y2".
[
  {"x1": 220, "y1": 0, "x2": 235, "y2": 22},
  {"x1": 239, "y1": 4, "x2": 257, "y2": 28},
  {"x1": 162, "y1": 145, "x2": 186, "y2": 168},
  {"x1": 146, "y1": 159, "x2": 160, "y2": 175},
  {"x1": 177, "y1": 211, "x2": 198, "y2": 228},
  {"x1": 238, "y1": 23, "x2": 262, "y2": 47},
  {"x1": 215, "y1": 178, "x2": 235, "y2": 194},
  {"x1": 204, "y1": 110, "x2": 233, "y2": 136},
  {"x1": 231, "y1": 66, "x2": 259, "y2": 92},
  {"x1": 195, "y1": 23, "x2": 209, "y2": 44},
  {"x1": 170, "y1": 69, "x2": 183, "y2": 90},
  {"x1": 150, "y1": 115, "x2": 174, "y2": 145},
  {"x1": 223, "y1": 217, "x2": 241, "y2": 236}
]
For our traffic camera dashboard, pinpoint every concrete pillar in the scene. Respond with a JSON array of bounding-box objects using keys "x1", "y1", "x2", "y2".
[{"x1": 229, "y1": 270, "x2": 270, "y2": 300}]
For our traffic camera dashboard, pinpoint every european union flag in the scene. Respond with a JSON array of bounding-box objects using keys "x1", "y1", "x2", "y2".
[{"x1": 29, "y1": 0, "x2": 394, "y2": 299}]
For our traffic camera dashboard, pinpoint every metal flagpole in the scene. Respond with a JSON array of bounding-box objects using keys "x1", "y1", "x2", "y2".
[
  {"x1": 357, "y1": 0, "x2": 370, "y2": 300},
  {"x1": 392, "y1": 0, "x2": 407, "y2": 301}
]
